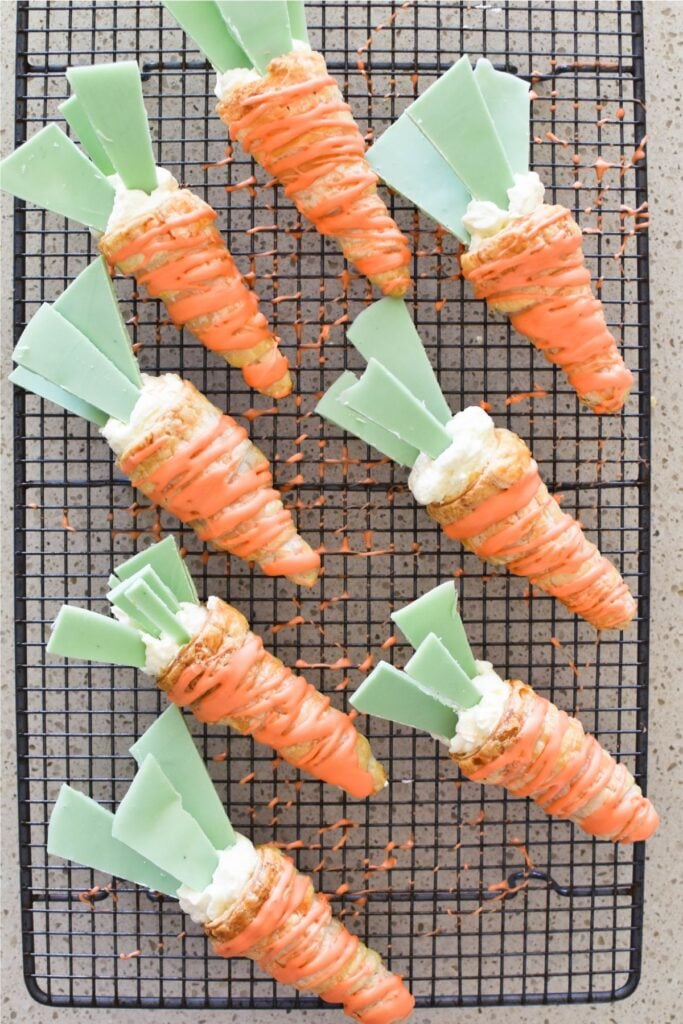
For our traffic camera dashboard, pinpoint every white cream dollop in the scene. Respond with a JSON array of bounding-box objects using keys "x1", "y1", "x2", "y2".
[
  {"x1": 177, "y1": 834, "x2": 258, "y2": 924},
  {"x1": 448, "y1": 661, "x2": 510, "y2": 755},
  {"x1": 214, "y1": 66, "x2": 261, "y2": 100},
  {"x1": 463, "y1": 171, "x2": 545, "y2": 251},
  {"x1": 104, "y1": 166, "x2": 178, "y2": 234},
  {"x1": 142, "y1": 601, "x2": 208, "y2": 676},
  {"x1": 408, "y1": 406, "x2": 496, "y2": 506},
  {"x1": 101, "y1": 373, "x2": 185, "y2": 457}
]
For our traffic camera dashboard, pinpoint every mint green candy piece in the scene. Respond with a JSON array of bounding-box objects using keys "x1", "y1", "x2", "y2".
[
  {"x1": 53, "y1": 258, "x2": 142, "y2": 388},
  {"x1": 66, "y1": 62, "x2": 157, "y2": 193},
  {"x1": 107, "y1": 576, "x2": 163, "y2": 638},
  {"x1": 0, "y1": 124, "x2": 114, "y2": 230},
  {"x1": 351, "y1": 662, "x2": 457, "y2": 740},
  {"x1": 216, "y1": 1, "x2": 293, "y2": 74},
  {"x1": 12, "y1": 304, "x2": 140, "y2": 423},
  {"x1": 9, "y1": 366, "x2": 108, "y2": 426},
  {"x1": 125, "y1": 577, "x2": 190, "y2": 645},
  {"x1": 111, "y1": 536, "x2": 198, "y2": 604},
  {"x1": 59, "y1": 95, "x2": 116, "y2": 175},
  {"x1": 287, "y1": 0, "x2": 308, "y2": 42},
  {"x1": 342, "y1": 359, "x2": 451, "y2": 460},
  {"x1": 392, "y1": 581, "x2": 478, "y2": 678},
  {"x1": 113, "y1": 754, "x2": 219, "y2": 890},
  {"x1": 131, "y1": 706, "x2": 235, "y2": 850},
  {"x1": 473, "y1": 58, "x2": 530, "y2": 176},
  {"x1": 123, "y1": 565, "x2": 182, "y2": 613},
  {"x1": 163, "y1": 0, "x2": 250, "y2": 72},
  {"x1": 405, "y1": 633, "x2": 481, "y2": 709},
  {"x1": 367, "y1": 115, "x2": 471, "y2": 244},
  {"x1": 48, "y1": 785, "x2": 180, "y2": 896},
  {"x1": 47, "y1": 606, "x2": 146, "y2": 668},
  {"x1": 346, "y1": 299, "x2": 451, "y2": 425}
]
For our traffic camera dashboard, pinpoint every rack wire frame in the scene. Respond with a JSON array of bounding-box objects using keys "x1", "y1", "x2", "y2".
[{"x1": 12, "y1": 0, "x2": 651, "y2": 1012}]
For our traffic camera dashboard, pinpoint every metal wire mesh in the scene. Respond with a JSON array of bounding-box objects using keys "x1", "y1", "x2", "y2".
[{"x1": 12, "y1": 0, "x2": 651, "y2": 1011}]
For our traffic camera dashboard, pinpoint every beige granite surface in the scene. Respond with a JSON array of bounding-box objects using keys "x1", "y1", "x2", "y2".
[{"x1": 1, "y1": 2, "x2": 681, "y2": 1022}]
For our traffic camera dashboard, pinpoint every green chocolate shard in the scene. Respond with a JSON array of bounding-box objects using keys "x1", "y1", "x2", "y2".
[
  {"x1": 113, "y1": 754, "x2": 219, "y2": 890},
  {"x1": 351, "y1": 662, "x2": 457, "y2": 740},
  {"x1": 12, "y1": 304, "x2": 140, "y2": 423},
  {"x1": 216, "y1": 0, "x2": 293, "y2": 74},
  {"x1": 287, "y1": 0, "x2": 308, "y2": 42},
  {"x1": 111, "y1": 536, "x2": 198, "y2": 605},
  {"x1": 405, "y1": 633, "x2": 481, "y2": 710},
  {"x1": 48, "y1": 785, "x2": 180, "y2": 896},
  {"x1": 406, "y1": 56, "x2": 514, "y2": 208},
  {"x1": 391, "y1": 581, "x2": 478, "y2": 679},
  {"x1": 0, "y1": 123, "x2": 114, "y2": 230},
  {"x1": 316, "y1": 371, "x2": 420, "y2": 468},
  {"x1": 342, "y1": 359, "x2": 451, "y2": 460},
  {"x1": 123, "y1": 565, "x2": 181, "y2": 614},
  {"x1": 66, "y1": 62, "x2": 157, "y2": 193},
  {"x1": 9, "y1": 366, "x2": 108, "y2": 426},
  {"x1": 367, "y1": 115, "x2": 471, "y2": 244},
  {"x1": 59, "y1": 95, "x2": 116, "y2": 175},
  {"x1": 131, "y1": 706, "x2": 235, "y2": 850},
  {"x1": 163, "y1": 0, "x2": 250, "y2": 73},
  {"x1": 473, "y1": 58, "x2": 530, "y2": 177},
  {"x1": 107, "y1": 576, "x2": 163, "y2": 638},
  {"x1": 53, "y1": 258, "x2": 142, "y2": 388},
  {"x1": 125, "y1": 577, "x2": 190, "y2": 645},
  {"x1": 47, "y1": 606, "x2": 147, "y2": 668},
  {"x1": 346, "y1": 299, "x2": 451, "y2": 425}
]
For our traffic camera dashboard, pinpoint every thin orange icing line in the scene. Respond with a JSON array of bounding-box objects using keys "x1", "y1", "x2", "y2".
[{"x1": 443, "y1": 466, "x2": 542, "y2": 541}]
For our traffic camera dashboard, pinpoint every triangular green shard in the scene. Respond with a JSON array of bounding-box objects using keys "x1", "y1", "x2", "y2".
[
  {"x1": 346, "y1": 299, "x2": 451, "y2": 425},
  {"x1": 216, "y1": 0, "x2": 293, "y2": 74},
  {"x1": 287, "y1": 0, "x2": 308, "y2": 42},
  {"x1": 130, "y1": 706, "x2": 236, "y2": 850},
  {"x1": 66, "y1": 62, "x2": 157, "y2": 193},
  {"x1": 405, "y1": 633, "x2": 481, "y2": 709},
  {"x1": 350, "y1": 662, "x2": 458, "y2": 740},
  {"x1": 391, "y1": 581, "x2": 478, "y2": 678},
  {"x1": 9, "y1": 366, "x2": 108, "y2": 426},
  {"x1": 53, "y1": 258, "x2": 142, "y2": 388},
  {"x1": 473, "y1": 58, "x2": 530, "y2": 177},
  {"x1": 47, "y1": 606, "x2": 147, "y2": 668},
  {"x1": 59, "y1": 95, "x2": 116, "y2": 175},
  {"x1": 111, "y1": 536, "x2": 198, "y2": 604},
  {"x1": 12, "y1": 303, "x2": 140, "y2": 423},
  {"x1": 48, "y1": 785, "x2": 180, "y2": 896},
  {"x1": 125, "y1": 577, "x2": 190, "y2": 644},
  {"x1": 163, "y1": 0, "x2": 250, "y2": 72},
  {"x1": 107, "y1": 576, "x2": 163, "y2": 638},
  {"x1": 0, "y1": 123, "x2": 115, "y2": 230},
  {"x1": 122, "y1": 564, "x2": 181, "y2": 613}
]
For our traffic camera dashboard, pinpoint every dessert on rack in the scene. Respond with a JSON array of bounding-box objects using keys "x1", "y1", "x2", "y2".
[
  {"x1": 367, "y1": 56, "x2": 633, "y2": 413},
  {"x1": 48, "y1": 707, "x2": 414, "y2": 1022},
  {"x1": 0, "y1": 61, "x2": 290, "y2": 397},
  {"x1": 316, "y1": 298, "x2": 636, "y2": 629},
  {"x1": 351, "y1": 583, "x2": 658, "y2": 843},
  {"x1": 10, "y1": 260, "x2": 319, "y2": 586},
  {"x1": 163, "y1": 0, "x2": 411, "y2": 297},
  {"x1": 48, "y1": 537, "x2": 383, "y2": 797}
]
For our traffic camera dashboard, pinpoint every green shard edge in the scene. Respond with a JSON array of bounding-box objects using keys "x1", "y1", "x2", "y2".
[
  {"x1": 59, "y1": 95, "x2": 116, "y2": 175},
  {"x1": 215, "y1": 1, "x2": 295, "y2": 75},
  {"x1": 163, "y1": 0, "x2": 250, "y2": 73}
]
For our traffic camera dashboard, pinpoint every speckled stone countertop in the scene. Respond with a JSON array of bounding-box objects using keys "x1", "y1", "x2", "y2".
[{"x1": 1, "y1": 2, "x2": 681, "y2": 1022}]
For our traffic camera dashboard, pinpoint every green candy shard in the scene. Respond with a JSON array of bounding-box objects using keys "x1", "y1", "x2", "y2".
[
  {"x1": 131, "y1": 706, "x2": 236, "y2": 851},
  {"x1": 346, "y1": 299, "x2": 451, "y2": 425},
  {"x1": 48, "y1": 785, "x2": 180, "y2": 896},
  {"x1": 12, "y1": 304, "x2": 140, "y2": 424},
  {"x1": 342, "y1": 359, "x2": 451, "y2": 460},
  {"x1": 216, "y1": 0, "x2": 293, "y2": 74},
  {"x1": 405, "y1": 633, "x2": 481, "y2": 710},
  {"x1": 53, "y1": 258, "x2": 142, "y2": 388},
  {"x1": 287, "y1": 0, "x2": 308, "y2": 42},
  {"x1": 406, "y1": 55, "x2": 514, "y2": 208},
  {"x1": 391, "y1": 581, "x2": 478, "y2": 679},
  {"x1": 367, "y1": 115, "x2": 471, "y2": 244},
  {"x1": 123, "y1": 565, "x2": 182, "y2": 614},
  {"x1": 163, "y1": 0, "x2": 250, "y2": 73},
  {"x1": 113, "y1": 754, "x2": 219, "y2": 891},
  {"x1": 316, "y1": 371, "x2": 420, "y2": 468},
  {"x1": 473, "y1": 58, "x2": 530, "y2": 177},
  {"x1": 351, "y1": 662, "x2": 458, "y2": 740},
  {"x1": 47, "y1": 606, "x2": 147, "y2": 668},
  {"x1": 110, "y1": 536, "x2": 198, "y2": 605},
  {"x1": 59, "y1": 95, "x2": 116, "y2": 175},
  {"x1": 66, "y1": 62, "x2": 157, "y2": 193},
  {"x1": 0, "y1": 123, "x2": 115, "y2": 230},
  {"x1": 125, "y1": 577, "x2": 190, "y2": 645},
  {"x1": 9, "y1": 366, "x2": 108, "y2": 426},
  {"x1": 107, "y1": 576, "x2": 163, "y2": 638}
]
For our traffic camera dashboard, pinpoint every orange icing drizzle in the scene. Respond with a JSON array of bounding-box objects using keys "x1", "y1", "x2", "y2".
[
  {"x1": 107, "y1": 207, "x2": 288, "y2": 391},
  {"x1": 464, "y1": 689, "x2": 658, "y2": 843},
  {"x1": 214, "y1": 852, "x2": 414, "y2": 1023},
  {"x1": 463, "y1": 206, "x2": 633, "y2": 412}
]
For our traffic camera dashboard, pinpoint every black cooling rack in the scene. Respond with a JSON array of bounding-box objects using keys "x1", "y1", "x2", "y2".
[{"x1": 12, "y1": 0, "x2": 651, "y2": 1011}]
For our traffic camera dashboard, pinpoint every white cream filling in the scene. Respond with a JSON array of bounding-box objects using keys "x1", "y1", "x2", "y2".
[
  {"x1": 177, "y1": 834, "x2": 258, "y2": 924},
  {"x1": 104, "y1": 166, "x2": 179, "y2": 234},
  {"x1": 408, "y1": 405, "x2": 496, "y2": 506},
  {"x1": 111, "y1": 599, "x2": 208, "y2": 676},
  {"x1": 463, "y1": 171, "x2": 545, "y2": 251},
  {"x1": 214, "y1": 39, "x2": 312, "y2": 99},
  {"x1": 448, "y1": 661, "x2": 510, "y2": 755},
  {"x1": 101, "y1": 373, "x2": 185, "y2": 457}
]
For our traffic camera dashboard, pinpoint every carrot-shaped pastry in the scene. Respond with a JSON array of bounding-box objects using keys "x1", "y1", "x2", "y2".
[
  {"x1": 0, "y1": 63, "x2": 290, "y2": 397},
  {"x1": 162, "y1": 0, "x2": 411, "y2": 297},
  {"x1": 48, "y1": 537, "x2": 383, "y2": 797},
  {"x1": 47, "y1": 710, "x2": 414, "y2": 1022},
  {"x1": 316, "y1": 298, "x2": 635, "y2": 629},
  {"x1": 352, "y1": 583, "x2": 658, "y2": 843},
  {"x1": 10, "y1": 261, "x2": 319, "y2": 586},
  {"x1": 367, "y1": 57, "x2": 633, "y2": 413}
]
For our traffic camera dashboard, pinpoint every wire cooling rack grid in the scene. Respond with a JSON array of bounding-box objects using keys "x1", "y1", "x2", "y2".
[{"x1": 12, "y1": 0, "x2": 650, "y2": 1011}]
